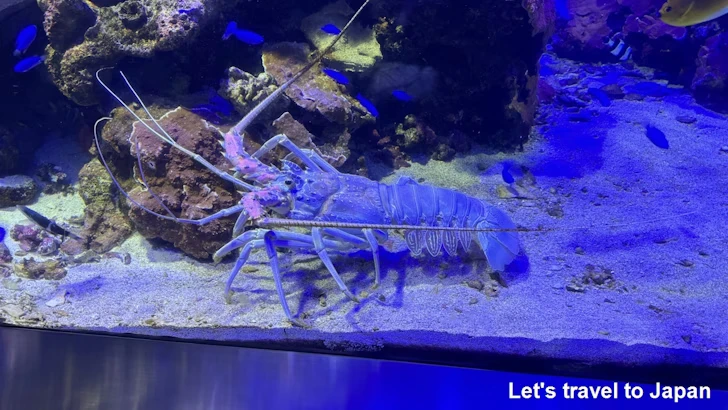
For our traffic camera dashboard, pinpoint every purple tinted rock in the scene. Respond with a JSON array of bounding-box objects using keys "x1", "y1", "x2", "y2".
[
  {"x1": 623, "y1": 14, "x2": 686, "y2": 40},
  {"x1": 692, "y1": 32, "x2": 728, "y2": 105}
]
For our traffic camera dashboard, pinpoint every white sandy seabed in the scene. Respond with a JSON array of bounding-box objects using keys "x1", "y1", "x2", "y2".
[{"x1": 0, "y1": 57, "x2": 727, "y2": 369}]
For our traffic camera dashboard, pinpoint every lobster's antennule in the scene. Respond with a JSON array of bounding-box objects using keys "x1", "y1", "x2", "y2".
[
  {"x1": 229, "y1": 0, "x2": 372, "y2": 138},
  {"x1": 95, "y1": 68, "x2": 257, "y2": 191},
  {"x1": 95, "y1": 68, "x2": 173, "y2": 145},
  {"x1": 93, "y1": 117, "x2": 182, "y2": 223},
  {"x1": 131, "y1": 135, "x2": 177, "y2": 219},
  {"x1": 120, "y1": 71, "x2": 176, "y2": 145}
]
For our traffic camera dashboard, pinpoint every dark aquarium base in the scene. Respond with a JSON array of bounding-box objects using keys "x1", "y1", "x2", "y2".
[{"x1": 1, "y1": 324, "x2": 726, "y2": 389}]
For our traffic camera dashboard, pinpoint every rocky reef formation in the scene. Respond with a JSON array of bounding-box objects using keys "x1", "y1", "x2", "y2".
[
  {"x1": 550, "y1": 0, "x2": 728, "y2": 111},
  {"x1": 262, "y1": 42, "x2": 374, "y2": 130},
  {"x1": 38, "y1": 0, "x2": 238, "y2": 105},
  {"x1": 366, "y1": 0, "x2": 549, "y2": 163}
]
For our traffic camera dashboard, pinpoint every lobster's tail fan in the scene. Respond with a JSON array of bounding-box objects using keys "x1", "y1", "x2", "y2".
[{"x1": 475, "y1": 207, "x2": 520, "y2": 271}]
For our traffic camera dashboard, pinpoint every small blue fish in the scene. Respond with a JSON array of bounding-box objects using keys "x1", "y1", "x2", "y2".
[
  {"x1": 189, "y1": 88, "x2": 234, "y2": 123},
  {"x1": 233, "y1": 29, "x2": 264, "y2": 45},
  {"x1": 222, "y1": 21, "x2": 238, "y2": 40},
  {"x1": 501, "y1": 163, "x2": 515, "y2": 184},
  {"x1": 322, "y1": 68, "x2": 349, "y2": 85},
  {"x1": 392, "y1": 89, "x2": 413, "y2": 102},
  {"x1": 14, "y1": 25, "x2": 37, "y2": 57},
  {"x1": 14, "y1": 55, "x2": 45, "y2": 73},
  {"x1": 209, "y1": 95, "x2": 233, "y2": 117},
  {"x1": 356, "y1": 93, "x2": 378, "y2": 118},
  {"x1": 645, "y1": 125, "x2": 669, "y2": 149},
  {"x1": 0, "y1": 226, "x2": 5, "y2": 242},
  {"x1": 320, "y1": 23, "x2": 341, "y2": 35},
  {"x1": 587, "y1": 87, "x2": 611, "y2": 107},
  {"x1": 222, "y1": 21, "x2": 264, "y2": 45}
]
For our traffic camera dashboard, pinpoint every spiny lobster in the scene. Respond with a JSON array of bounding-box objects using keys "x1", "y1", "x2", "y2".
[{"x1": 92, "y1": 0, "x2": 688, "y2": 326}]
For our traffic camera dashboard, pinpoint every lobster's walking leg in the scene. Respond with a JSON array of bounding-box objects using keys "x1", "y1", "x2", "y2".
[
  {"x1": 253, "y1": 134, "x2": 340, "y2": 174},
  {"x1": 252, "y1": 135, "x2": 323, "y2": 171},
  {"x1": 318, "y1": 228, "x2": 385, "y2": 289},
  {"x1": 232, "y1": 210, "x2": 250, "y2": 237},
  {"x1": 301, "y1": 149, "x2": 341, "y2": 174},
  {"x1": 263, "y1": 231, "x2": 309, "y2": 327},
  {"x1": 219, "y1": 229, "x2": 363, "y2": 324},
  {"x1": 311, "y1": 228, "x2": 359, "y2": 302},
  {"x1": 362, "y1": 229, "x2": 382, "y2": 287}
]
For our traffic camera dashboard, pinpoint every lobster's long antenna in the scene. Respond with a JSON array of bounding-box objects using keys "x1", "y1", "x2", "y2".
[{"x1": 258, "y1": 211, "x2": 698, "y2": 233}]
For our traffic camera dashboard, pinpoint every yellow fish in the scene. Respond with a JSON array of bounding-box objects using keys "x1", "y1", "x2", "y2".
[{"x1": 659, "y1": 0, "x2": 728, "y2": 26}]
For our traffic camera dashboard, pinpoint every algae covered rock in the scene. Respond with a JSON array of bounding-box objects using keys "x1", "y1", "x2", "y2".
[
  {"x1": 14, "y1": 258, "x2": 67, "y2": 280},
  {"x1": 0, "y1": 175, "x2": 39, "y2": 207},
  {"x1": 300, "y1": 0, "x2": 382, "y2": 72},
  {"x1": 38, "y1": 0, "x2": 236, "y2": 105},
  {"x1": 77, "y1": 159, "x2": 134, "y2": 253},
  {"x1": 220, "y1": 67, "x2": 290, "y2": 122},
  {"x1": 262, "y1": 42, "x2": 373, "y2": 129}
]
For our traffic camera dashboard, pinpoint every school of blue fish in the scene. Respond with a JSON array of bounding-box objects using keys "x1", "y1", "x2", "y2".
[{"x1": 12, "y1": 24, "x2": 45, "y2": 73}]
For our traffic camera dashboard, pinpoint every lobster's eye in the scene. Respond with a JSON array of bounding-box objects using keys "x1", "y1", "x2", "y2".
[{"x1": 284, "y1": 179, "x2": 293, "y2": 186}]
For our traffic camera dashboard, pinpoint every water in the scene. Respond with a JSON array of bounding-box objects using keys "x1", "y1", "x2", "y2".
[{"x1": 0, "y1": 0, "x2": 726, "y2": 381}]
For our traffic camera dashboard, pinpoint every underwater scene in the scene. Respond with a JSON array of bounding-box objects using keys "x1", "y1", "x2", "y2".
[{"x1": 0, "y1": 0, "x2": 726, "y2": 369}]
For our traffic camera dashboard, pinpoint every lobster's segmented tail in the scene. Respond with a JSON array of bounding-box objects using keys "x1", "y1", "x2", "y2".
[
  {"x1": 384, "y1": 178, "x2": 519, "y2": 268},
  {"x1": 475, "y1": 206, "x2": 520, "y2": 271}
]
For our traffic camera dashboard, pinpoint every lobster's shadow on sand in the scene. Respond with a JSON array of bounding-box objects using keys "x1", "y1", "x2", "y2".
[{"x1": 227, "y1": 247, "x2": 531, "y2": 327}]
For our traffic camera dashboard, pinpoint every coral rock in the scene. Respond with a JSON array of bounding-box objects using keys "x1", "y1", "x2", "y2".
[
  {"x1": 220, "y1": 67, "x2": 290, "y2": 121},
  {"x1": 623, "y1": 14, "x2": 686, "y2": 40},
  {"x1": 0, "y1": 244, "x2": 12, "y2": 263},
  {"x1": 692, "y1": 32, "x2": 728, "y2": 108},
  {"x1": 262, "y1": 42, "x2": 373, "y2": 129},
  {"x1": 38, "y1": 0, "x2": 232, "y2": 105},
  {"x1": 0, "y1": 175, "x2": 38, "y2": 207},
  {"x1": 552, "y1": 0, "x2": 618, "y2": 53},
  {"x1": 124, "y1": 107, "x2": 239, "y2": 259}
]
